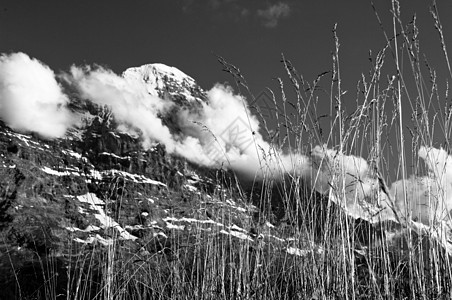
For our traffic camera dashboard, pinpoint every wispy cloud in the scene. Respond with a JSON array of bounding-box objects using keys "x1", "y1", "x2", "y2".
[
  {"x1": 180, "y1": 0, "x2": 292, "y2": 27},
  {"x1": 180, "y1": 0, "x2": 238, "y2": 13},
  {"x1": 257, "y1": 2, "x2": 291, "y2": 28},
  {"x1": 208, "y1": 0, "x2": 237, "y2": 10},
  {"x1": 179, "y1": 0, "x2": 254, "y2": 23}
]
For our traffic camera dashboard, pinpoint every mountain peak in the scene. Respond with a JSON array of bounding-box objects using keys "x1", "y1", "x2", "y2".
[
  {"x1": 122, "y1": 63, "x2": 205, "y2": 102},
  {"x1": 124, "y1": 63, "x2": 194, "y2": 82}
]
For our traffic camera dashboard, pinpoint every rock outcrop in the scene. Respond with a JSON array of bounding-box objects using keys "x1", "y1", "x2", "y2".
[{"x1": 1, "y1": 63, "x2": 451, "y2": 299}]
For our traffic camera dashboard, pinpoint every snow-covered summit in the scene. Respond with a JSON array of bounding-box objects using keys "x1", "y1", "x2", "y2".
[
  {"x1": 148, "y1": 63, "x2": 195, "y2": 82},
  {"x1": 122, "y1": 63, "x2": 204, "y2": 103},
  {"x1": 123, "y1": 63, "x2": 195, "y2": 85}
]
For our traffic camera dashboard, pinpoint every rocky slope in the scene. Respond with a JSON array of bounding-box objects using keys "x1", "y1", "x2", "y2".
[
  {"x1": 1, "y1": 63, "x2": 451, "y2": 299},
  {"x1": 0, "y1": 64, "x2": 325, "y2": 299}
]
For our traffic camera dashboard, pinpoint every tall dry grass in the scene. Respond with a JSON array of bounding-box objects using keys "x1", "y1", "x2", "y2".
[{"x1": 5, "y1": 1, "x2": 452, "y2": 299}]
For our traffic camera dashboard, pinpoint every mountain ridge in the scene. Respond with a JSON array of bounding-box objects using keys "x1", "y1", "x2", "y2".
[
  {"x1": 1, "y1": 59, "x2": 451, "y2": 299},
  {"x1": 0, "y1": 62, "x2": 320, "y2": 299}
]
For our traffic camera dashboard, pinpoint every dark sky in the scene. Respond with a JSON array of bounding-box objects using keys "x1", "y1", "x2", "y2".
[
  {"x1": 2, "y1": 1, "x2": 450, "y2": 91},
  {"x1": 1, "y1": 0, "x2": 452, "y2": 171}
]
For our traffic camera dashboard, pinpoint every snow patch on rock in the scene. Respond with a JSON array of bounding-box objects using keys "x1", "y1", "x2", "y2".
[{"x1": 76, "y1": 193, "x2": 137, "y2": 241}]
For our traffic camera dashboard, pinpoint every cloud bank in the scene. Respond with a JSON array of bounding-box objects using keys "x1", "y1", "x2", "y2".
[
  {"x1": 309, "y1": 145, "x2": 394, "y2": 221},
  {"x1": 65, "y1": 66, "x2": 176, "y2": 151},
  {"x1": 1, "y1": 51, "x2": 451, "y2": 226},
  {"x1": 62, "y1": 65, "x2": 308, "y2": 180},
  {"x1": 0, "y1": 52, "x2": 77, "y2": 138},
  {"x1": 179, "y1": 84, "x2": 310, "y2": 179},
  {"x1": 390, "y1": 147, "x2": 452, "y2": 224},
  {"x1": 309, "y1": 145, "x2": 452, "y2": 225}
]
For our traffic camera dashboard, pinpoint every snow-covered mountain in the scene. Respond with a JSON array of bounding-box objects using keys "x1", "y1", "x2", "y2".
[
  {"x1": 123, "y1": 63, "x2": 206, "y2": 105},
  {"x1": 0, "y1": 62, "x2": 450, "y2": 299},
  {"x1": 0, "y1": 63, "x2": 325, "y2": 298}
]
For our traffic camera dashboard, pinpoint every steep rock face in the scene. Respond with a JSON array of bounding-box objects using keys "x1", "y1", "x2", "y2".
[
  {"x1": 122, "y1": 63, "x2": 206, "y2": 106},
  {"x1": 0, "y1": 64, "x2": 322, "y2": 299},
  {"x1": 1, "y1": 63, "x2": 450, "y2": 299},
  {"x1": 123, "y1": 63, "x2": 207, "y2": 138}
]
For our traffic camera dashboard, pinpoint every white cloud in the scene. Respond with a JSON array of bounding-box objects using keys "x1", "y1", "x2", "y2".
[
  {"x1": 178, "y1": 83, "x2": 309, "y2": 179},
  {"x1": 308, "y1": 145, "x2": 452, "y2": 225},
  {"x1": 64, "y1": 66, "x2": 309, "y2": 180},
  {"x1": 308, "y1": 145, "x2": 391, "y2": 220},
  {"x1": 391, "y1": 147, "x2": 452, "y2": 224},
  {"x1": 65, "y1": 65, "x2": 176, "y2": 151},
  {"x1": 257, "y1": 2, "x2": 291, "y2": 28},
  {"x1": 0, "y1": 52, "x2": 77, "y2": 138}
]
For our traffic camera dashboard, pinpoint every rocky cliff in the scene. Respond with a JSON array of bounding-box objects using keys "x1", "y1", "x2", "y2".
[
  {"x1": 0, "y1": 64, "x2": 324, "y2": 299},
  {"x1": 1, "y1": 62, "x2": 451, "y2": 299}
]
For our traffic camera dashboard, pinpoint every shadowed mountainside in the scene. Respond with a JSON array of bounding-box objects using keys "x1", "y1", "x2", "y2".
[{"x1": 1, "y1": 63, "x2": 451, "y2": 299}]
